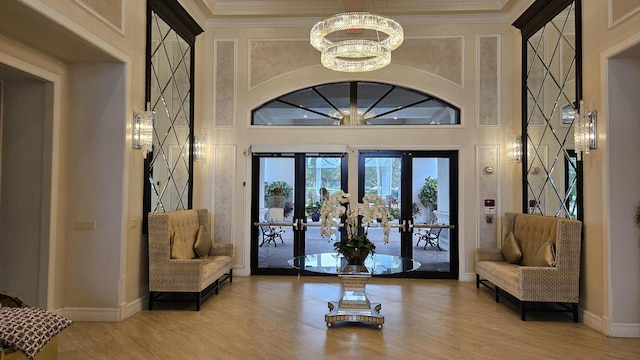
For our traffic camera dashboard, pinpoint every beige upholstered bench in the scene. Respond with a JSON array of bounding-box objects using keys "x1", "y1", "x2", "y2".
[
  {"x1": 148, "y1": 209, "x2": 233, "y2": 310},
  {"x1": 475, "y1": 212, "x2": 582, "y2": 321}
]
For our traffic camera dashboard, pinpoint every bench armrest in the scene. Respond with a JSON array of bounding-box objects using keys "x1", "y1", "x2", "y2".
[
  {"x1": 519, "y1": 266, "x2": 579, "y2": 303},
  {"x1": 475, "y1": 248, "x2": 504, "y2": 262},
  {"x1": 210, "y1": 243, "x2": 233, "y2": 257}
]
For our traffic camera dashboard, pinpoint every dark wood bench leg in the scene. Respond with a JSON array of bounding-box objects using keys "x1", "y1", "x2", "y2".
[
  {"x1": 148, "y1": 291, "x2": 154, "y2": 310},
  {"x1": 521, "y1": 302, "x2": 527, "y2": 321},
  {"x1": 495, "y1": 286, "x2": 500, "y2": 302},
  {"x1": 572, "y1": 303, "x2": 579, "y2": 323},
  {"x1": 476, "y1": 274, "x2": 480, "y2": 288},
  {"x1": 196, "y1": 292, "x2": 202, "y2": 311}
]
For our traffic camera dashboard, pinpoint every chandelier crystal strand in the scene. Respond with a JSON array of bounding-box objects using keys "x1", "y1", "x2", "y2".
[{"x1": 310, "y1": 12, "x2": 404, "y2": 72}]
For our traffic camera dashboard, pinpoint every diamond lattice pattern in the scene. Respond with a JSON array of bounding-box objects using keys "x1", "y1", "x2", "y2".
[
  {"x1": 525, "y1": 2, "x2": 578, "y2": 219},
  {"x1": 149, "y1": 12, "x2": 192, "y2": 213}
]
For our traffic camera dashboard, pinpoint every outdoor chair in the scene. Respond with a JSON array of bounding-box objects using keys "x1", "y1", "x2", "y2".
[
  {"x1": 260, "y1": 225, "x2": 285, "y2": 247},
  {"x1": 415, "y1": 226, "x2": 443, "y2": 250}
]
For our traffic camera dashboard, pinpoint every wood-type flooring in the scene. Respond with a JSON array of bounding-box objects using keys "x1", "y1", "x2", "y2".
[{"x1": 57, "y1": 276, "x2": 640, "y2": 359}]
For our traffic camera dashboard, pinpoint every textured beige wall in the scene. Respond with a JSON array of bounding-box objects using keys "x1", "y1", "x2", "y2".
[
  {"x1": 250, "y1": 40, "x2": 317, "y2": 88},
  {"x1": 215, "y1": 40, "x2": 236, "y2": 126},
  {"x1": 478, "y1": 35, "x2": 499, "y2": 126},
  {"x1": 393, "y1": 37, "x2": 464, "y2": 86}
]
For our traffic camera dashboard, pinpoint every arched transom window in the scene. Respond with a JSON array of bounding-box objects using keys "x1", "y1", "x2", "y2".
[{"x1": 252, "y1": 82, "x2": 459, "y2": 126}]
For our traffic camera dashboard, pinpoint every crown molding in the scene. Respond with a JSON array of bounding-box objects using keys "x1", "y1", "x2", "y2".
[{"x1": 205, "y1": 13, "x2": 513, "y2": 28}]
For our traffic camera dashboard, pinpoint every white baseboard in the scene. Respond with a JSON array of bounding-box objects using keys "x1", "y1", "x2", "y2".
[
  {"x1": 460, "y1": 272, "x2": 476, "y2": 282},
  {"x1": 57, "y1": 296, "x2": 148, "y2": 322},
  {"x1": 607, "y1": 319, "x2": 640, "y2": 338},
  {"x1": 120, "y1": 296, "x2": 147, "y2": 320},
  {"x1": 582, "y1": 309, "x2": 605, "y2": 334},
  {"x1": 58, "y1": 307, "x2": 120, "y2": 322},
  {"x1": 234, "y1": 266, "x2": 250, "y2": 276},
  {"x1": 582, "y1": 311, "x2": 640, "y2": 338},
  {"x1": 609, "y1": 324, "x2": 640, "y2": 338}
]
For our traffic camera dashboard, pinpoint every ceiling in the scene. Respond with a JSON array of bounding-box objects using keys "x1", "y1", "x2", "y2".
[
  {"x1": 192, "y1": 0, "x2": 524, "y2": 19},
  {"x1": 0, "y1": 0, "x2": 119, "y2": 63},
  {"x1": 0, "y1": 0, "x2": 529, "y2": 67}
]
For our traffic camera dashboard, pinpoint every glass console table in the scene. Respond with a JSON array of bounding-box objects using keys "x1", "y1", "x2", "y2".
[{"x1": 288, "y1": 253, "x2": 421, "y2": 329}]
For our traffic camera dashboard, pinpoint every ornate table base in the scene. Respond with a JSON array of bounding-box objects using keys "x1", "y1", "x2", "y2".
[{"x1": 325, "y1": 265, "x2": 384, "y2": 329}]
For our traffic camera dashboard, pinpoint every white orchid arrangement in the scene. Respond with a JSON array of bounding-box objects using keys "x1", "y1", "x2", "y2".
[{"x1": 319, "y1": 191, "x2": 391, "y2": 252}]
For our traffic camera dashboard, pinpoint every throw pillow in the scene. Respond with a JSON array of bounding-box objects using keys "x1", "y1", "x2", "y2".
[
  {"x1": 0, "y1": 307, "x2": 72, "y2": 359},
  {"x1": 502, "y1": 232, "x2": 522, "y2": 264},
  {"x1": 534, "y1": 240, "x2": 556, "y2": 267},
  {"x1": 194, "y1": 225, "x2": 212, "y2": 258}
]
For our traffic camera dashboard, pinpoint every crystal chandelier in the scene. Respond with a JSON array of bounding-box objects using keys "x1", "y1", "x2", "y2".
[{"x1": 310, "y1": 12, "x2": 403, "y2": 72}]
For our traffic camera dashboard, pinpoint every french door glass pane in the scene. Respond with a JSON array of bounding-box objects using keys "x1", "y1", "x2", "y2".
[
  {"x1": 304, "y1": 157, "x2": 343, "y2": 255},
  {"x1": 255, "y1": 155, "x2": 345, "y2": 271},
  {"x1": 362, "y1": 153, "x2": 454, "y2": 275},
  {"x1": 363, "y1": 156, "x2": 401, "y2": 257},
  {"x1": 412, "y1": 157, "x2": 451, "y2": 273},
  {"x1": 257, "y1": 157, "x2": 295, "y2": 269}
]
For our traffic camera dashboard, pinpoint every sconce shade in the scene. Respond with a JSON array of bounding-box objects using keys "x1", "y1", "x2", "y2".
[
  {"x1": 194, "y1": 135, "x2": 207, "y2": 162},
  {"x1": 574, "y1": 100, "x2": 597, "y2": 160},
  {"x1": 133, "y1": 110, "x2": 154, "y2": 158},
  {"x1": 507, "y1": 134, "x2": 522, "y2": 164}
]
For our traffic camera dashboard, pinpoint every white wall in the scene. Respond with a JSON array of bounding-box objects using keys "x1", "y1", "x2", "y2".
[
  {"x1": 62, "y1": 63, "x2": 126, "y2": 311},
  {"x1": 0, "y1": 78, "x2": 49, "y2": 307},
  {"x1": 607, "y1": 55, "x2": 640, "y2": 335}
]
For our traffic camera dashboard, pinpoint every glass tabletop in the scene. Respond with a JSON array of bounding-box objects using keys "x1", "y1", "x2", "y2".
[{"x1": 288, "y1": 253, "x2": 421, "y2": 276}]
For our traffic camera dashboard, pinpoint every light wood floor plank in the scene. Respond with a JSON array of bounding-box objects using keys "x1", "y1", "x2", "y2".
[{"x1": 57, "y1": 276, "x2": 640, "y2": 359}]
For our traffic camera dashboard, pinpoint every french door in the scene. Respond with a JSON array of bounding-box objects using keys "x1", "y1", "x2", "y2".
[
  {"x1": 251, "y1": 152, "x2": 347, "y2": 275},
  {"x1": 359, "y1": 151, "x2": 458, "y2": 279},
  {"x1": 250, "y1": 150, "x2": 458, "y2": 279}
]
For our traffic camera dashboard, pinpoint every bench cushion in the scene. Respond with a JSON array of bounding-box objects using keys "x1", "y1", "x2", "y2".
[{"x1": 476, "y1": 260, "x2": 522, "y2": 298}]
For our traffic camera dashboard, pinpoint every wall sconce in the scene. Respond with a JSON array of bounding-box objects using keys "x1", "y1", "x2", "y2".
[
  {"x1": 574, "y1": 100, "x2": 597, "y2": 160},
  {"x1": 194, "y1": 135, "x2": 207, "y2": 162},
  {"x1": 133, "y1": 106, "x2": 154, "y2": 158},
  {"x1": 507, "y1": 134, "x2": 522, "y2": 164}
]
